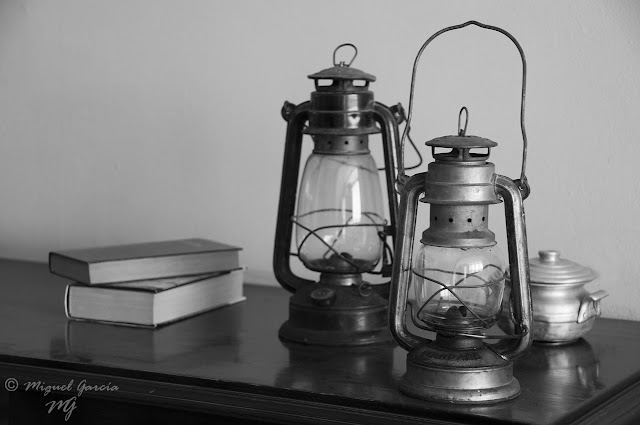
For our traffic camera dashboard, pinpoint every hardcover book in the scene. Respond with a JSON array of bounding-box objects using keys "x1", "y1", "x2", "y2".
[
  {"x1": 50, "y1": 238, "x2": 241, "y2": 284},
  {"x1": 62, "y1": 300, "x2": 244, "y2": 363},
  {"x1": 65, "y1": 269, "x2": 245, "y2": 328}
]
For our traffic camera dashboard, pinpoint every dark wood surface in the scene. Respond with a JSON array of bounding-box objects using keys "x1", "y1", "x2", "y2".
[{"x1": 0, "y1": 258, "x2": 639, "y2": 424}]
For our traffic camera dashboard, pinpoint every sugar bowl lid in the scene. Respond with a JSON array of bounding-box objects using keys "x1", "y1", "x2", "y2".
[{"x1": 530, "y1": 250, "x2": 597, "y2": 285}]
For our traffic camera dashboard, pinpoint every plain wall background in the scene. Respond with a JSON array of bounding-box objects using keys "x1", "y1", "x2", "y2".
[{"x1": 1, "y1": 0, "x2": 639, "y2": 320}]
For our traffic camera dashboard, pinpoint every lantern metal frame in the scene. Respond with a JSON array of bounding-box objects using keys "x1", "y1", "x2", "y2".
[
  {"x1": 389, "y1": 21, "x2": 534, "y2": 403},
  {"x1": 273, "y1": 45, "x2": 405, "y2": 346}
]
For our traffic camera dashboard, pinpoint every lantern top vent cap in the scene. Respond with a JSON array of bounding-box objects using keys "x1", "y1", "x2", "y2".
[
  {"x1": 308, "y1": 65, "x2": 376, "y2": 82},
  {"x1": 425, "y1": 134, "x2": 497, "y2": 149},
  {"x1": 425, "y1": 107, "x2": 497, "y2": 149},
  {"x1": 308, "y1": 43, "x2": 375, "y2": 82}
]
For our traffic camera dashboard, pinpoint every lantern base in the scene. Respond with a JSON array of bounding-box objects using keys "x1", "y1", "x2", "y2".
[
  {"x1": 400, "y1": 340, "x2": 520, "y2": 404},
  {"x1": 278, "y1": 282, "x2": 393, "y2": 346}
]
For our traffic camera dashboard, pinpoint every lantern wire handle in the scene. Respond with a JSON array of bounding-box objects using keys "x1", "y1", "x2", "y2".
[
  {"x1": 378, "y1": 126, "x2": 423, "y2": 172},
  {"x1": 399, "y1": 21, "x2": 530, "y2": 199},
  {"x1": 333, "y1": 43, "x2": 358, "y2": 67}
]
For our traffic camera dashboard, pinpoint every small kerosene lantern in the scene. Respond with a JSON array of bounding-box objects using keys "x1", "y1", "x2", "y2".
[
  {"x1": 389, "y1": 21, "x2": 534, "y2": 403},
  {"x1": 274, "y1": 44, "x2": 404, "y2": 346}
]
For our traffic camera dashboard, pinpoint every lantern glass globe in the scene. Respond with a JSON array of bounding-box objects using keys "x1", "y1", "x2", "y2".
[
  {"x1": 295, "y1": 151, "x2": 385, "y2": 274},
  {"x1": 412, "y1": 244, "x2": 507, "y2": 331}
]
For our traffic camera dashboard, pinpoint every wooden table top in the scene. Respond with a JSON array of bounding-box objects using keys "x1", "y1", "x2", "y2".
[{"x1": 0, "y1": 258, "x2": 639, "y2": 424}]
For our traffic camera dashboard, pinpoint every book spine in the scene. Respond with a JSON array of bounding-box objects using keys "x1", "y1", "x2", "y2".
[{"x1": 50, "y1": 253, "x2": 92, "y2": 283}]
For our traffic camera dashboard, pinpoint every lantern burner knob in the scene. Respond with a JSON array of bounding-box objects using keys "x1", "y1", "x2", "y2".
[{"x1": 310, "y1": 287, "x2": 337, "y2": 306}]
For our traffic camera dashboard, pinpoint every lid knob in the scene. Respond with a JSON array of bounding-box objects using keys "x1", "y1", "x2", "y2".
[{"x1": 539, "y1": 250, "x2": 561, "y2": 263}]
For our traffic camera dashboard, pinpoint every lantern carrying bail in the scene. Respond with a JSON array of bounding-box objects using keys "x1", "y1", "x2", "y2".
[{"x1": 398, "y1": 20, "x2": 530, "y2": 200}]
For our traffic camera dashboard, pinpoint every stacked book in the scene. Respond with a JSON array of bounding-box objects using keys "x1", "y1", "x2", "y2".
[{"x1": 49, "y1": 238, "x2": 245, "y2": 328}]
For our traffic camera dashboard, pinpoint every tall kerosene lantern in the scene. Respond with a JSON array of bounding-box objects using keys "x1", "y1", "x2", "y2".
[
  {"x1": 390, "y1": 21, "x2": 533, "y2": 403},
  {"x1": 274, "y1": 44, "x2": 405, "y2": 346}
]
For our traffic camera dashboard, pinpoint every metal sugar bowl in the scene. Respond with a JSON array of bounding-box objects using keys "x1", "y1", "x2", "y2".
[{"x1": 499, "y1": 250, "x2": 608, "y2": 344}]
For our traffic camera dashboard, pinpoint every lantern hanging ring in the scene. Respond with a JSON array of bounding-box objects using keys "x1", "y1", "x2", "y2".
[
  {"x1": 399, "y1": 20, "x2": 530, "y2": 199},
  {"x1": 333, "y1": 43, "x2": 358, "y2": 67},
  {"x1": 458, "y1": 106, "x2": 469, "y2": 136}
]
